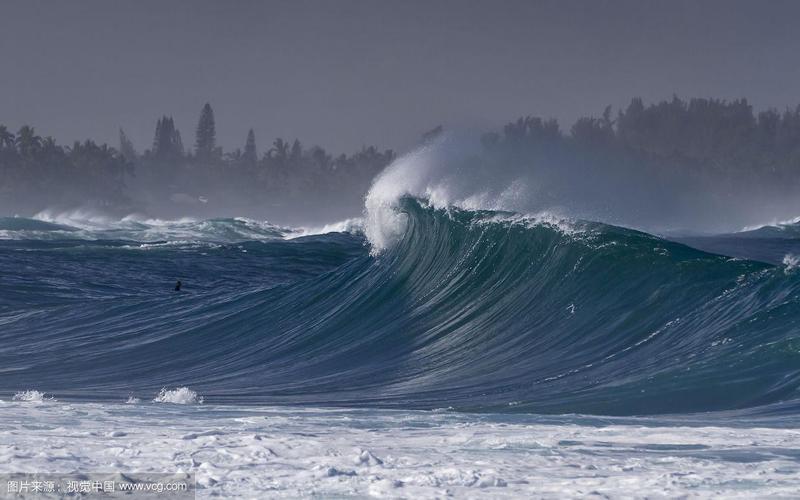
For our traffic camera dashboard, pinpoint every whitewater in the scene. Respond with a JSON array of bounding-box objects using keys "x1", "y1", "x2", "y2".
[
  {"x1": 3, "y1": 398, "x2": 800, "y2": 498},
  {"x1": 2, "y1": 145, "x2": 800, "y2": 498}
]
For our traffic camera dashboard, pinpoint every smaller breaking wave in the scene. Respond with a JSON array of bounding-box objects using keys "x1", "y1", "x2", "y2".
[
  {"x1": 738, "y1": 219, "x2": 800, "y2": 239},
  {"x1": 0, "y1": 217, "x2": 76, "y2": 232},
  {"x1": 153, "y1": 387, "x2": 203, "y2": 405},
  {"x1": 12, "y1": 390, "x2": 56, "y2": 402},
  {"x1": 1, "y1": 210, "x2": 291, "y2": 245},
  {"x1": 290, "y1": 218, "x2": 365, "y2": 238}
]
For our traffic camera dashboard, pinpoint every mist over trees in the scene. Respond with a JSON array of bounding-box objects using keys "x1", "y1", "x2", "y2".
[
  {"x1": 491, "y1": 96, "x2": 800, "y2": 175},
  {"x1": 2, "y1": 96, "x2": 800, "y2": 225},
  {"x1": 478, "y1": 96, "x2": 800, "y2": 231},
  {"x1": 0, "y1": 103, "x2": 395, "y2": 223}
]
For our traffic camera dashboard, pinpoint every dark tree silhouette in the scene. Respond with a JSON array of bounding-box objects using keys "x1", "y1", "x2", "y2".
[
  {"x1": 0, "y1": 126, "x2": 14, "y2": 150},
  {"x1": 290, "y1": 139, "x2": 302, "y2": 164},
  {"x1": 152, "y1": 116, "x2": 183, "y2": 158},
  {"x1": 16, "y1": 126, "x2": 41, "y2": 157},
  {"x1": 195, "y1": 103, "x2": 217, "y2": 160},
  {"x1": 243, "y1": 129, "x2": 257, "y2": 166},
  {"x1": 268, "y1": 138, "x2": 289, "y2": 164},
  {"x1": 119, "y1": 128, "x2": 137, "y2": 162}
]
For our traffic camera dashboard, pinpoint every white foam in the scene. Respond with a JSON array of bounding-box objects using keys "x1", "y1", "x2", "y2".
[
  {"x1": 33, "y1": 207, "x2": 116, "y2": 230},
  {"x1": 290, "y1": 217, "x2": 365, "y2": 238},
  {"x1": 12, "y1": 390, "x2": 55, "y2": 402},
  {"x1": 363, "y1": 134, "x2": 584, "y2": 253},
  {"x1": 783, "y1": 254, "x2": 800, "y2": 272},
  {"x1": 364, "y1": 137, "x2": 472, "y2": 253},
  {"x1": 0, "y1": 403, "x2": 798, "y2": 498},
  {"x1": 741, "y1": 215, "x2": 800, "y2": 232},
  {"x1": 17, "y1": 209, "x2": 291, "y2": 245},
  {"x1": 153, "y1": 387, "x2": 203, "y2": 405}
]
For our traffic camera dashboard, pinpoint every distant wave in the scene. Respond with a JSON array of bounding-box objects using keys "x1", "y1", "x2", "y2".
[
  {"x1": 1, "y1": 211, "x2": 292, "y2": 244},
  {"x1": 740, "y1": 216, "x2": 800, "y2": 233},
  {"x1": 0, "y1": 217, "x2": 77, "y2": 232},
  {"x1": 737, "y1": 219, "x2": 800, "y2": 239}
]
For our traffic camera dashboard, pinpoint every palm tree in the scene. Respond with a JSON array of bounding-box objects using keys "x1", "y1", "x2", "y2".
[
  {"x1": 289, "y1": 139, "x2": 302, "y2": 164},
  {"x1": 310, "y1": 146, "x2": 331, "y2": 171},
  {"x1": 268, "y1": 138, "x2": 289, "y2": 164},
  {"x1": 16, "y1": 125, "x2": 42, "y2": 157},
  {"x1": 225, "y1": 149, "x2": 243, "y2": 163},
  {"x1": 41, "y1": 136, "x2": 57, "y2": 150},
  {"x1": 0, "y1": 125, "x2": 14, "y2": 150}
]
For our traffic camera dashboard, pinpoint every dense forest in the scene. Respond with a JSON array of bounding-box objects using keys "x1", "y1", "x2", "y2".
[
  {"x1": 488, "y1": 96, "x2": 800, "y2": 176},
  {"x1": 0, "y1": 102, "x2": 395, "y2": 222},
  {"x1": 2, "y1": 96, "x2": 800, "y2": 223}
]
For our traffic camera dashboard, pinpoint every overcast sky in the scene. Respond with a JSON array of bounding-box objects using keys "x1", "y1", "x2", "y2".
[{"x1": 1, "y1": 0, "x2": 799, "y2": 154}]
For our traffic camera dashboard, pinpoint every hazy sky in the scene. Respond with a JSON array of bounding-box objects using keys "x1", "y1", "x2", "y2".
[{"x1": 1, "y1": 0, "x2": 799, "y2": 154}]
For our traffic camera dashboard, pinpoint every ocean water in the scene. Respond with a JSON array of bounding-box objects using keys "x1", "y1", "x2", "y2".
[{"x1": 1, "y1": 199, "x2": 800, "y2": 498}]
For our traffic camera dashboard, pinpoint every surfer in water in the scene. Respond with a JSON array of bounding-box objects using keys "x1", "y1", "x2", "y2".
[{"x1": 174, "y1": 280, "x2": 182, "y2": 291}]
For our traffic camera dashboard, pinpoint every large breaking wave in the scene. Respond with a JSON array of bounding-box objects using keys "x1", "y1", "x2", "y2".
[{"x1": 2, "y1": 195, "x2": 800, "y2": 416}]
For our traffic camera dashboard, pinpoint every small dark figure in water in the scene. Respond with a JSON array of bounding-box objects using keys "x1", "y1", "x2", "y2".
[{"x1": 175, "y1": 280, "x2": 182, "y2": 291}]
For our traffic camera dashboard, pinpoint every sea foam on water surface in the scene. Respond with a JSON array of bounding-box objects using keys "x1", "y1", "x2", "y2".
[
  {"x1": 783, "y1": 253, "x2": 800, "y2": 271},
  {"x1": 0, "y1": 403, "x2": 798, "y2": 498}
]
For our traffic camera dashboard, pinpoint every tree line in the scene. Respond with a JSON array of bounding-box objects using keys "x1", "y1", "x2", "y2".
[
  {"x1": 0, "y1": 102, "x2": 395, "y2": 218},
  {"x1": 2, "y1": 96, "x2": 800, "y2": 218},
  {"x1": 486, "y1": 96, "x2": 800, "y2": 182}
]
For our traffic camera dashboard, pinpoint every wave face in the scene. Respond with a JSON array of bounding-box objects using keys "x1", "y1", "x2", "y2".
[{"x1": 2, "y1": 201, "x2": 800, "y2": 416}]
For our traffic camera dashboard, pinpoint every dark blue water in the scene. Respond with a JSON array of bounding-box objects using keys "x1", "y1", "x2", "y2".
[{"x1": 2, "y1": 199, "x2": 800, "y2": 416}]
